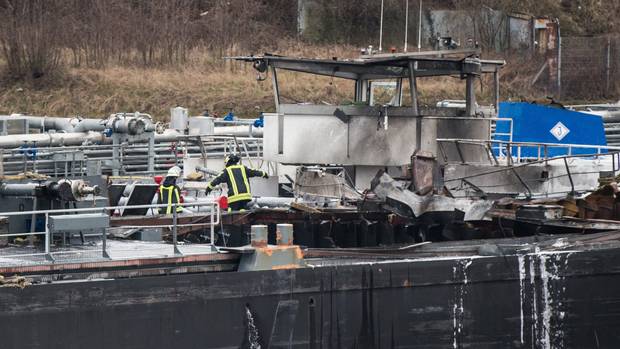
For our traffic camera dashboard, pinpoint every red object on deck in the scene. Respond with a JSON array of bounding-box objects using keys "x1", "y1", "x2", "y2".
[
  {"x1": 218, "y1": 196, "x2": 228, "y2": 210},
  {"x1": 153, "y1": 175, "x2": 163, "y2": 185}
]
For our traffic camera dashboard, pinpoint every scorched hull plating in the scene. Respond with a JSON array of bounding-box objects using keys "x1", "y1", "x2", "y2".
[{"x1": 0, "y1": 247, "x2": 618, "y2": 348}]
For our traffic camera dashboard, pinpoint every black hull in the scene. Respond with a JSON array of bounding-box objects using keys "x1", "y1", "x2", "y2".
[{"x1": 1, "y1": 247, "x2": 619, "y2": 348}]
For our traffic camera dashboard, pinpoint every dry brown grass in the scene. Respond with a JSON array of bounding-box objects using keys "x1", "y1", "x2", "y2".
[
  {"x1": 0, "y1": 63, "x2": 519, "y2": 119},
  {"x1": 0, "y1": 43, "x2": 364, "y2": 119},
  {"x1": 0, "y1": 65, "x2": 361, "y2": 119},
  {"x1": 0, "y1": 45, "x2": 612, "y2": 119}
]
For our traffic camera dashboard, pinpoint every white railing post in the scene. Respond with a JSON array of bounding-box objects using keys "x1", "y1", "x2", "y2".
[
  {"x1": 210, "y1": 203, "x2": 216, "y2": 252},
  {"x1": 102, "y1": 207, "x2": 110, "y2": 258},
  {"x1": 172, "y1": 203, "x2": 181, "y2": 255},
  {"x1": 44, "y1": 212, "x2": 53, "y2": 261}
]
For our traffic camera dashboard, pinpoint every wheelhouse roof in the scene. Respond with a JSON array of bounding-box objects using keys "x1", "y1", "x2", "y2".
[{"x1": 230, "y1": 51, "x2": 504, "y2": 80}]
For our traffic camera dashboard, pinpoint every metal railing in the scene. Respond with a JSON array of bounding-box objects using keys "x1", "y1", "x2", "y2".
[
  {"x1": 0, "y1": 200, "x2": 220, "y2": 261},
  {"x1": 438, "y1": 139, "x2": 620, "y2": 198},
  {"x1": 490, "y1": 117, "x2": 514, "y2": 147},
  {"x1": 0, "y1": 135, "x2": 265, "y2": 177},
  {"x1": 437, "y1": 138, "x2": 620, "y2": 166}
]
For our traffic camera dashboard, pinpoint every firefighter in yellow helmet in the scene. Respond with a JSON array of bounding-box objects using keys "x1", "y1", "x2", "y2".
[
  {"x1": 205, "y1": 154, "x2": 268, "y2": 211},
  {"x1": 158, "y1": 166, "x2": 184, "y2": 214}
]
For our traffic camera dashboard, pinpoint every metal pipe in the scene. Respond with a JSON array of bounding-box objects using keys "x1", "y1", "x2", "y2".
[
  {"x1": 0, "y1": 128, "x2": 229, "y2": 149},
  {"x1": 195, "y1": 166, "x2": 220, "y2": 176},
  {"x1": 604, "y1": 128, "x2": 620, "y2": 135},
  {"x1": 601, "y1": 112, "x2": 620, "y2": 123},
  {"x1": 379, "y1": 0, "x2": 384, "y2": 51},
  {"x1": 172, "y1": 205, "x2": 181, "y2": 255},
  {"x1": 404, "y1": 0, "x2": 409, "y2": 52},
  {"x1": 109, "y1": 117, "x2": 146, "y2": 135},
  {"x1": 213, "y1": 119, "x2": 256, "y2": 126},
  {"x1": 71, "y1": 118, "x2": 107, "y2": 133},
  {"x1": 19, "y1": 116, "x2": 79, "y2": 132},
  {"x1": 604, "y1": 134, "x2": 620, "y2": 141},
  {"x1": 0, "y1": 131, "x2": 108, "y2": 149},
  {"x1": 29, "y1": 196, "x2": 38, "y2": 245},
  {"x1": 465, "y1": 75, "x2": 476, "y2": 116},
  {"x1": 417, "y1": 0, "x2": 422, "y2": 51},
  {"x1": 21, "y1": 115, "x2": 160, "y2": 135},
  {"x1": 213, "y1": 125, "x2": 263, "y2": 137},
  {"x1": 250, "y1": 197, "x2": 294, "y2": 208},
  {"x1": 26, "y1": 144, "x2": 245, "y2": 157},
  {"x1": 155, "y1": 129, "x2": 183, "y2": 142},
  {"x1": 0, "y1": 183, "x2": 40, "y2": 196}
]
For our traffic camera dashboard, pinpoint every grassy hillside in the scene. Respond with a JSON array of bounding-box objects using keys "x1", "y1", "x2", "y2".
[
  {"x1": 0, "y1": 66, "x2": 274, "y2": 119},
  {"x1": 1, "y1": 0, "x2": 617, "y2": 119},
  {"x1": 0, "y1": 45, "x2": 361, "y2": 119},
  {"x1": 0, "y1": 64, "x2": 482, "y2": 120},
  {"x1": 0, "y1": 47, "x2": 613, "y2": 120}
]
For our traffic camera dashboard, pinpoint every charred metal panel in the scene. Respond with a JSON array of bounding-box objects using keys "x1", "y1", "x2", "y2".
[
  {"x1": 123, "y1": 184, "x2": 159, "y2": 216},
  {"x1": 264, "y1": 106, "x2": 418, "y2": 166},
  {"x1": 264, "y1": 106, "x2": 492, "y2": 167},
  {"x1": 108, "y1": 184, "x2": 126, "y2": 207}
]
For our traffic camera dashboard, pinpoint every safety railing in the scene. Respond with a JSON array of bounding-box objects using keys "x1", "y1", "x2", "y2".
[
  {"x1": 0, "y1": 135, "x2": 265, "y2": 177},
  {"x1": 0, "y1": 200, "x2": 220, "y2": 262},
  {"x1": 437, "y1": 138, "x2": 620, "y2": 166},
  {"x1": 438, "y1": 140, "x2": 620, "y2": 199},
  {"x1": 490, "y1": 117, "x2": 514, "y2": 147}
]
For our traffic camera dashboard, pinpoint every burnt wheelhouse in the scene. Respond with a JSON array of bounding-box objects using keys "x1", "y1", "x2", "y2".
[{"x1": 234, "y1": 52, "x2": 504, "y2": 188}]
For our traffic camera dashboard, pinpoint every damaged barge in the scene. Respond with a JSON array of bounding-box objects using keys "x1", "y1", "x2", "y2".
[
  {"x1": 1, "y1": 50, "x2": 620, "y2": 348},
  {"x1": 2, "y1": 233, "x2": 620, "y2": 348}
]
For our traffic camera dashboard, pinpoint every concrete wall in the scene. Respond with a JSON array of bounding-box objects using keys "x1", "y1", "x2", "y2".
[
  {"x1": 422, "y1": 9, "x2": 533, "y2": 52},
  {"x1": 508, "y1": 16, "x2": 532, "y2": 50},
  {"x1": 423, "y1": 10, "x2": 476, "y2": 49}
]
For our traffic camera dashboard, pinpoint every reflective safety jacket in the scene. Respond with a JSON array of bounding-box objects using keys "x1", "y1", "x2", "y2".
[
  {"x1": 207, "y1": 165, "x2": 266, "y2": 203},
  {"x1": 158, "y1": 184, "x2": 183, "y2": 214}
]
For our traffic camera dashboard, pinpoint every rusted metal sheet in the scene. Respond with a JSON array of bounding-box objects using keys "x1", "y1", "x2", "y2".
[
  {"x1": 410, "y1": 151, "x2": 437, "y2": 194},
  {"x1": 238, "y1": 245, "x2": 305, "y2": 272},
  {"x1": 250, "y1": 225, "x2": 268, "y2": 247},
  {"x1": 578, "y1": 183, "x2": 620, "y2": 220},
  {"x1": 276, "y1": 223, "x2": 293, "y2": 246}
]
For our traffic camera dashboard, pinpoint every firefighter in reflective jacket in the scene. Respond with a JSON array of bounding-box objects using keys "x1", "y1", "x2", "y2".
[
  {"x1": 205, "y1": 154, "x2": 268, "y2": 211},
  {"x1": 158, "y1": 166, "x2": 184, "y2": 214}
]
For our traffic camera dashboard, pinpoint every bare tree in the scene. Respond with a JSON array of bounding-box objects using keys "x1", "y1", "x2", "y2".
[{"x1": 0, "y1": 0, "x2": 66, "y2": 79}]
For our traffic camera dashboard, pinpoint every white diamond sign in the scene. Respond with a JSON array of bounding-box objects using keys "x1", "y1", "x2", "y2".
[{"x1": 550, "y1": 121, "x2": 570, "y2": 141}]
